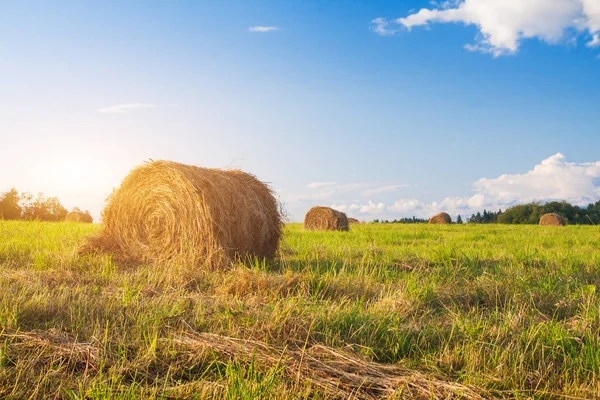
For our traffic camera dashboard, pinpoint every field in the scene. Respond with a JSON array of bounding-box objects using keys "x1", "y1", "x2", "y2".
[{"x1": 1, "y1": 221, "x2": 600, "y2": 399}]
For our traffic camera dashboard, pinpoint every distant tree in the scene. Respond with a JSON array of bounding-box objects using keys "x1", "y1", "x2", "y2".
[
  {"x1": 456, "y1": 215, "x2": 463, "y2": 224},
  {"x1": 42, "y1": 197, "x2": 68, "y2": 221},
  {"x1": 482, "y1": 209, "x2": 489, "y2": 223},
  {"x1": 493, "y1": 201, "x2": 600, "y2": 225},
  {"x1": 21, "y1": 192, "x2": 67, "y2": 222},
  {"x1": 392, "y1": 216, "x2": 428, "y2": 224},
  {"x1": 0, "y1": 188, "x2": 22, "y2": 220}
]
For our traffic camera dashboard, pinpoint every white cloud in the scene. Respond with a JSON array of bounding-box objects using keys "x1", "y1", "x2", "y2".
[
  {"x1": 307, "y1": 182, "x2": 336, "y2": 188},
  {"x1": 373, "y1": 0, "x2": 600, "y2": 56},
  {"x1": 429, "y1": 0, "x2": 461, "y2": 9},
  {"x1": 98, "y1": 103, "x2": 159, "y2": 114},
  {"x1": 289, "y1": 181, "x2": 408, "y2": 204},
  {"x1": 285, "y1": 181, "x2": 409, "y2": 219},
  {"x1": 473, "y1": 153, "x2": 600, "y2": 205},
  {"x1": 330, "y1": 154, "x2": 600, "y2": 221},
  {"x1": 388, "y1": 199, "x2": 426, "y2": 214},
  {"x1": 249, "y1": 26, "x2": 278, "y2": 33},
  {"x1": 370, "y1": 18, "x2": 401, "y2": 35},
  {"x1": 583, "y1": 0, "x2": 600, "y2": 32},
  {"x1": 360, "y1": 201, "x2": 387, "y2": 214},
  {"x1": 286, "y1": 190, "x2": 336, "y2": 203},
  {"x1": 362, "y1": 184, "x2": 409, "y2": 197},
  {"x1": 332, "y1": 201, "x2": 386, "y2": 216},
  {"x1": 588, "y1": 33, "x2": 600, "y2": 46}
]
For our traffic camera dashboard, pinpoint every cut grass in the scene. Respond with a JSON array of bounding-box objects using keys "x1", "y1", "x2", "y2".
[{"x1": 1, "y1": 220, "x2": 600, "y2": 398}]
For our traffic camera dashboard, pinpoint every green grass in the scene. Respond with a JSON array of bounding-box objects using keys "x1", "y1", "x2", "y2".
[{"x1": 1, "y1": 220, "x2": 600, "y2": 398}]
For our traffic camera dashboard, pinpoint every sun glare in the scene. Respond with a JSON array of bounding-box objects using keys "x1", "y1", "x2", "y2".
[
  {"x1": 32, "y1": 156, "x2": 113, "y2": 197},
  {"x1": 56, "y1": 160, "x2": 90, "y2": 187}
]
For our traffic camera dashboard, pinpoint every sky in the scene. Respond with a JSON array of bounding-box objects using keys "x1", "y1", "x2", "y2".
[{"x1": 1, "y1": 0, "x2": 599, "y2": 222}]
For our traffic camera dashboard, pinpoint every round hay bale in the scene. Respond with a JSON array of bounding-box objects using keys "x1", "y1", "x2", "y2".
[
  {"x1": 65, "y1": 210, "x2": 93, "y2": 223},
  {"x1": 429, "y1": 212, "x2": 452, "y2": 224},
  {"x1": 304, "y1": 206, "x2": 349, "y2": 231},
  {"x1": 348, "y1": 217, "x2": 360, "y2": 225},
  {"x1": 539, "y1": 213, "x2": 566, "y2": 226},
  {"x1": 81, "y1": 160, "x2": 283, "y2": 267}
]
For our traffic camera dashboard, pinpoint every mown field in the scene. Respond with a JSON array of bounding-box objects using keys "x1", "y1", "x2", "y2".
[{"x1": 1, "y1": 221, "x2": 600, "y2": 399}]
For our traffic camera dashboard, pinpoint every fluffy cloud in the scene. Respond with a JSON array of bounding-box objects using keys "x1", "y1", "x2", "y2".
[
  {"x1": 583, "y1": 0, "x2": 600, "y2": 31},
  {"x1": 285, "y1": 181, "x2": 409, "y2": 219},
  {"x1": 97, "y1": 103, "x2": 159, "y2": 114},
  {"x1": 360, "y1": 201, "x2": 387, "y2": 214},
  {"x1": 373, "y1": 0, "x2": 600, "y2": 56},
  {"x1": 248, "y1": 26, "x2": 278, "y2": 33},
  {"x1": 330, "y1": 154, "x2": 600, "y2": 221},
  {"x1": 473, "y1": 153, "x2": 600, "y2": 205},
  {"x1": 332, "y1": 201, "x2": 386, "y2": 216}
]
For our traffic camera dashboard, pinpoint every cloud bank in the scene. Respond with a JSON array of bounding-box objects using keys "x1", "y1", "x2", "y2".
[
  {"x1": 286, "y1": 154, "x2": 600, "y2": 221},
  {"x1": 372, "y1": 0, "x2": 600, "y2": 56}
]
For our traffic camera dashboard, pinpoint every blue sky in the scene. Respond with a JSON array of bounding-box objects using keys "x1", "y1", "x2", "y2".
[{"x1": 1, "y1": 0, "x2": 599, "y2": 221}]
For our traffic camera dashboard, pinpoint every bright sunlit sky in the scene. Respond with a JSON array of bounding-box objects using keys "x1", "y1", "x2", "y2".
[{"x1": 2, "y1": 0, "x2": 600, "y2": 222}]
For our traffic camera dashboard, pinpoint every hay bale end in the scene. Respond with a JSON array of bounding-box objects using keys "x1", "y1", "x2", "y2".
[
  {"x1": 80, "y1": 160, "x2": 283, "y2": 267},
  {"x1": 304, "y1": 206, "x2": 349, "y2": 231},
  {"x1": 429, "y1": 212, "x2": 452, "y2": 224},
  {"x1": 539, "y1": 213, "x2": 566, "y2": 226},
  {"x1": 65, "y1": 210, "x2": 93, "y2": 223}
]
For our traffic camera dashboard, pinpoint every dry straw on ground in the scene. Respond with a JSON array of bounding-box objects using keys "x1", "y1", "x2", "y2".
[
  {"x1": 348, "y1": 217, "x2": 360, "y2": 225},
  {"x1": 1, "y1": 329, "x2": 98, "y2": 373},
  {"x1": 539, "y1": 213, "x2": 566, "y2": 226},
  {"x1": 429, "y1": 212, "x2": 452, "y2": 224},
  {"x1": 80, "y1": 160, "x2": 282, "y2": 268},
  {"x1": 304, "y1": 206, "x2": 349, "y2": 231},
  {"x1": 1, "y1": 328, "x2": 485, "y2": 399},
  {"x1": 65, "y1": 211, "x2": 93, "y2": 223},
  {"x1": 169, "y1": 331, "x2": 485, "y2": 399}
]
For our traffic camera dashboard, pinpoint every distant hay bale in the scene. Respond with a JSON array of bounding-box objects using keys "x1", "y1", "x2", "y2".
[
  {"x1": 348, "y1": 218, "x2": 360, "y2": 225},
  {"x1": 80, "y1": 160, "x2": 283, "y2": 267},
  {"x1": 304, "y1": 206, "x2": 349, "y2": 231},
  {"x1": 539, "y1": 213, "x2": 566, "y2": 226},
  {"x1": 65, "y1": 211, "x2": 93, "y2": 223},
  {"x1": 429, "y1": 212, "x2": 452, "y2": 224}
]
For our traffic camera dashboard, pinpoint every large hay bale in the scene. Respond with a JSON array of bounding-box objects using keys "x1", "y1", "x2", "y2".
[
  {"x1": 65, "y1": 210, "x2": 93, "y2": 223},
  {"x1": 304, "y1": 206, "x2": 349, "y2": 231},
  {"x1": 348, "y1": 218, "x2": 360, "y2": 225},
  {"x1": 539, "y1": 213, "x2": 566, "y2": 226},
  {"x1": 429, "y1": 212, "x2": 452, "y2": 224},
  {"x1": 81, "y1": 160, "x2": 282, "y2": 267}
]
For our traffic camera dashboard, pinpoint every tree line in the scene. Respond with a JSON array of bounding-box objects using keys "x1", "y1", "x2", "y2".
[
  {"x1": 467, "y1": 209, "x2": 501, "y2": 224},
  {"x1": 373, "y1": 217, "x2": 429, "y2": 224},
  {"x1": 0, "y1": 188, "x2": 92, "y2": 222},
  {"x1": 467, "y1": 201, "x2": 600, "y2": 225},
  {"x1": 371, "y1": 200, "x2": 600, "y2": 225}
]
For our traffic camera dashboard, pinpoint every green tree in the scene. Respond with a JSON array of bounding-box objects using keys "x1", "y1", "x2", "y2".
[
  {"x1": 21, "y1": 192, "x2": 67, "y2": 221},
  {"x1": 456, "y1": 215, "x2": 463, "y2": 224},
  {"x1": 0, "y1": 188, "x2": 22, "y2": 220}
]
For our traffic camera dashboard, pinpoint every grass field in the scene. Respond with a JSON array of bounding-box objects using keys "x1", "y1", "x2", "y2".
[{"x1": 1, "y1": 221, "x2": 600, "y2": 399}]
